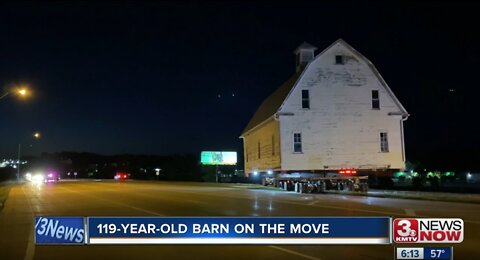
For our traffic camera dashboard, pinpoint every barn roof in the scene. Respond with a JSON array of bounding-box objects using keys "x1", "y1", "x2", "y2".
[
  {"x1": 240, "y1": 72, "x2": 301, "y2": 136},
  {"x1": 240, "y1": 38, "x2": 409, "y2": 137}
]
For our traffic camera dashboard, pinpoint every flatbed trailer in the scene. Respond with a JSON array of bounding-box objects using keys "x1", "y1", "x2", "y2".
[{"x1": 268, "y1": 174, "x2": 368, "y2": 193}]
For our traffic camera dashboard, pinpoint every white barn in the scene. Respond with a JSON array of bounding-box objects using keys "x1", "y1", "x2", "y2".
[{"x1": 240, "y1": 39, "x2": 409, "y2": 177}]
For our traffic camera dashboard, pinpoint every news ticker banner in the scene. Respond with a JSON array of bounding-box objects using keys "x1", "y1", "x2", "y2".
[
  {"x1": 35, "y1": 216, "x2": 390, "y2": 245},
  {"x1": 87, "y1": 217, "x2": 390, "y2": 244},
  {"x1": 34, "y1": 217, "x2": 464, "y2": 245}
]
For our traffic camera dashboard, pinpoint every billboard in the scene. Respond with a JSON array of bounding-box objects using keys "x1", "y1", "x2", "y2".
[{"x1": 200, "y1": 151, "x2": 237, "y2": 165}]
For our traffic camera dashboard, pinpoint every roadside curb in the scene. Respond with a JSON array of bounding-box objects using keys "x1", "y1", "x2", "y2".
[
  {"x1": 229, "y1": 184, "x2": 287, "y2": 192},
  {"x1": 236, "y1": 184, "x2": 480, "y2": 204}
]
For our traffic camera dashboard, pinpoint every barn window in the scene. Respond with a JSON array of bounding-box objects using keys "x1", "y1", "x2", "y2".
[
  {"x1": 380, "y1": 132, "x2": 389, "y2": 152},
  {"x1": 293, "y1": 133, "x2": 302, "y2": 153},
  {"x1": 335, "y1": 55, "x2": 344, "y2": 64},
  {"x1": 301, "y1": 89, "x2": 310, "y2": 109},
  {"x1": 372, "y1": 90, "x2": 380, "y2": 109}
]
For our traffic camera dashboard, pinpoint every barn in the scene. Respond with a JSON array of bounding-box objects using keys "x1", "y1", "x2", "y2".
[{"x1": 240, "y1": 39, "x2": 409, "y2": 178}]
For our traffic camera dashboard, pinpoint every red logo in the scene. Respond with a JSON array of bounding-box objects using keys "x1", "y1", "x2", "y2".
[
  {"x1": 394, "y1": 218, "x2": 419, "y2": 242},
  {"x1": 393, "y1": 218, "x2": 463, "y2": 243}
]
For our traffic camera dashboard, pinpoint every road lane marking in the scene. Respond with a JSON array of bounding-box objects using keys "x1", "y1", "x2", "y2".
[
  {"x1": 170, "y1": 189, "x2": 405, "y2": 215},
  {"x1": 47, "y1": 182, "x2": 480, "y2": 225},
  {"x1": 56, "y1": 185, "x2": 165, "y2": 216},
  {"x1": 21, "y1": 186, "x2": 36, "y2": 260},
  {"x1": 70, "y1": 181, "x2": 212, "y2": 208},
  {"x1": 269, "y1": 246, "x2": 323, "y2": 260},
  {"x1": 167, "y1": 189, "x2": 480, "y2": 225},
  {"x1": 184, "y1": 199, "x2": 208, "y2": 205},
  {"x1": 126, "y1": 183, "x2": 480, "y2": 225},
  {"x1": 405, "y1": 209, "x2": 416, "y2": 216},
  {"x1": 70, "y1": 181, "x2": 211, "y2": 208}
]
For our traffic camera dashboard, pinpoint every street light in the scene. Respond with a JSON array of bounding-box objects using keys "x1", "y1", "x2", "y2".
[
  {"x1": 0, "y1": 86, "x2": 30, "y2": 100},
  {"x1": 155, "y1": 168, "x2": 162, "y2": 180},
  {"x1": 18, "y1": 88, "x2": 28, "y2": 96},
  {"x1": 17, "y1": 131, "x2": 41, "y2": 181}
]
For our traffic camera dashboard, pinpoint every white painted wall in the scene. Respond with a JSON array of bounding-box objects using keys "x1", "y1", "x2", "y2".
[{"x1": 278, "y1": 41, "x2": 406, "y2": 171}]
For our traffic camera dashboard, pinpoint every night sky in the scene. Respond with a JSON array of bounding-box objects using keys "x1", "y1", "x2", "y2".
[{"x1": 0, "y1": 2, "x2": 479, "y2": 170}]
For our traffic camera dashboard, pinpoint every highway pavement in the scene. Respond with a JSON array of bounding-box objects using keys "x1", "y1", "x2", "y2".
[{"x1": 1, "y1": 180, "x2": 479, "y2": 260}]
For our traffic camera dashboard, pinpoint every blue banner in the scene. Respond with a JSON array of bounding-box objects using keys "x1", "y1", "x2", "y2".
[
  {"x1": 424, "y1": 247, "x2": 453, "y2": 260},
  {"x1": 35, "y1": 216, "x2": 85, "y2": 244},
  {"x1": 87, "y1": 217, "x2": 391, "y2": 244}
]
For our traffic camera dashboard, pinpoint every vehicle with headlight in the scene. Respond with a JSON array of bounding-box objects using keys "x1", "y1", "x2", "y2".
[
  {"x1": 31, "y1": 173, "x2": 45, "y2": 183},
  {"x1": 114, "y1": 172, "x2": 129, "y2": 180},
  {"x1": 44, "y1": 172, "x2": 60, "y2": 183}
]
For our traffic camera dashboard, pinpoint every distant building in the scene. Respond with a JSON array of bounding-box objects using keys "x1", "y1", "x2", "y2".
[
  {"x1": 0, "y1": 159, "x2": 27, "y2": 168},
  {"x1": 240, "y1": 39, "x2": 409, "y2": 177}
]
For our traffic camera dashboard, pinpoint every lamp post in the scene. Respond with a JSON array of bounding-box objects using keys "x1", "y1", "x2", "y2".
[
  {"x1": 0, "y1": 85, "x2": 34, "y2": 181},
  {"x1": 17, "y1": 132, "x2": 41, "y2": 181}
]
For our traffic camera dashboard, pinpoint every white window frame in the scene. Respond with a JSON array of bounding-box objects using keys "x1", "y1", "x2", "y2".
[
  {"x1": 335, "y1": 55, "x2": 344, "y2": 65},
  {"x1": 301, "y1": 89, "x2": 310, "y2": 109},
  {"x1": 293, "y1": 133, "x2": 302, "y2": 153},
  {"x1": 372, "y1": 90, "x2": 380, "y2": 110},
  {"x1": 380, "y1": 132, "x2": 389, "y2": 153}
]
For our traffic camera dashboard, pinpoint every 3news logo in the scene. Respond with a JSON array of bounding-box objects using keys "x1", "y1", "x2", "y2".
[
  {"x1": 393, "y1": 218, "x2": 463, "y2": 243},
  {"x1": 35, "y1": 216, "x2": 85, "y2": 244}
]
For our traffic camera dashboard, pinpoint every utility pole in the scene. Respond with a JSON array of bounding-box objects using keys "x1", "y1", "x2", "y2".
[
  {"x1": 16, "y1": 132, "x2": 40, "y2": 182},
  {"x1": 17, "y1": 143, "x2": 21, "y2": 181}
]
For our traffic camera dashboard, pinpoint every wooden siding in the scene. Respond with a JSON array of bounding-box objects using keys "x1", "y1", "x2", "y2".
[
  {"x1": 242, "y1": 118, "x2": 281, "y2": 175},
  {"x1": 278, "y1": 41, "x2": 405, "y2": 171}
]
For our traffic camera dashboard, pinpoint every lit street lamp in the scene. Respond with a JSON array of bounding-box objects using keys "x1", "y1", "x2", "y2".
[
  {"x1": 0, "y1": 87, "x2": 30, "y2": 101},
  {"x1": 17, "y1": 132, "x2": 41, "y2": 181},
  {"x1": 0, "y1": 84, "x2": 35, "y2": 181}
]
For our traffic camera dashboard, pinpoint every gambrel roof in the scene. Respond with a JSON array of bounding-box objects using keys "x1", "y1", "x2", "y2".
[
  {"x1": 241, "y1": 72, "x2": 301, "y2": 135},
  {"x1": 240, "y1": 38, "x2": 409, "y2": 137}
]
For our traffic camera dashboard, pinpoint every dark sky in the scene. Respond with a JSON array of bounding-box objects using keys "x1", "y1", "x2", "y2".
[{"x1": 0, "y1": 2, "x2": 479, "y2": 169}]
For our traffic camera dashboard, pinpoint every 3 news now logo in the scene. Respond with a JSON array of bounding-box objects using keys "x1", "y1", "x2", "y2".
[
  {"x1": 393, "y1": 218, "x2": 464, "y2": 243},
  {"x1": 35, "y1": 216, "x2": 85, "y2": 244}
]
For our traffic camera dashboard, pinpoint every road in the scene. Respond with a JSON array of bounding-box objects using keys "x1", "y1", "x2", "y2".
[{"x1": 1, "y1": 180, "x2": 479, "y2": 260}]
